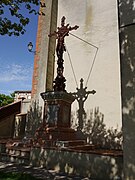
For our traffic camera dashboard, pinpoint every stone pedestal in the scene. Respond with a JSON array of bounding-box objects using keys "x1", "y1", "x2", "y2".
[
  {"x1": 37, "y1": 91, "x2": 77, "y2": 142},
  {"x1": 41, "y1": 91, "x2": 74, "y2": 127}
]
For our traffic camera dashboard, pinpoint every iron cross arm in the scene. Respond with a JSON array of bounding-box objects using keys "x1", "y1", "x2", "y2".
[
  {"x1": 87, "y1": 90, "x2": 96, "y2": 95},
  {"x1": 48, "y1": 26, "x2": 79, "y2": 39},
  {"x1": 48, "y1": 16, "x2": 79, "y2": 39}
]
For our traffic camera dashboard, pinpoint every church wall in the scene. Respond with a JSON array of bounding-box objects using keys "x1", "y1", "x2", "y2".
[
  {"x1": 57, "y1": 0, "x2": 122, "y2": 129},
  {"x1": 31, "y1": 0, "x2": 58, "y2": 110},
  {"x1": 118, "y1": 0, "x2": 135, "y2": 179}
]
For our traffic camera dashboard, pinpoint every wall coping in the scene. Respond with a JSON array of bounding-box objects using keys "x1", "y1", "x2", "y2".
[{"x1": 31, "y1": 146, "x2": 123, "y2": 157}]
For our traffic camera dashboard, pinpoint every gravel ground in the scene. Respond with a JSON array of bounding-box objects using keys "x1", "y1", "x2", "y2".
[{"x1": 0, "y1": 161, "x2": 91, "y2": 180}]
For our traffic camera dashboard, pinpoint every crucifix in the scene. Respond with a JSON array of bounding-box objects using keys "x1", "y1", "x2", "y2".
[
  {"x1": 49, "y1": 16, "x2": 79, "y2": 91},
  {"x1": 72, "y1": 78, "x2": 96, "y2": 130}
]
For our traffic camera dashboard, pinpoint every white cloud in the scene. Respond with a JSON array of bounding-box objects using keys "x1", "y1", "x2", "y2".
[{"x1": 0, "y1": 64, "x2": 32, "y2": 82}]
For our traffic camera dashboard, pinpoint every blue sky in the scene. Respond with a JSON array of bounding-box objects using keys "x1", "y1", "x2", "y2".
[{"x1": 0, "y1": 6, "x2": 38, "y2": 95}]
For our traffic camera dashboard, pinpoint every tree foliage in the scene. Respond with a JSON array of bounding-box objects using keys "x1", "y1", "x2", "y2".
[
  {"x1": 0, "y1": 0, "x2": 45, "y2": 36},
  {"x1": 0, "y1": 93, "x2": 14, "y2": 107},
  {"x1": 25, "y1": 101, "x2": 42, "y2": 137}
]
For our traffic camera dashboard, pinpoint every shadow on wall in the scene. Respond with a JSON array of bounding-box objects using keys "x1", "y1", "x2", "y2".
[
  {"x1": 25, "y1": 101, "x2": 42, "y2": 138},
  {"x1": 30, "y1": 147, "x2": 123, "y2": 179},
  {"x1": 71, "y1": 107, "x2": 123, "y2": 150},
  {"x1": 118, "y1": 0, "x2": 135, "y2": 179}
]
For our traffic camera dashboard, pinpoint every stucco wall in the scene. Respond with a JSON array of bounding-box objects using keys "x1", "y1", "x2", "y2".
[
  {"x1": 30, "y1": 147, "x2": 123, "y2": 179},
  {"x1": 57, "y1": 0, "x2": 122, "y2": 129},
  {"x1": 14, "y1": 114, "x2": 26, "y2": 139},
  {"x1": 21, "y1": 100, "x2": 31, "y2": 114}
]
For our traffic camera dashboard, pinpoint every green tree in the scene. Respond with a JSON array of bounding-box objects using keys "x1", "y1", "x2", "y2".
[
  {"x1": 0, "y1": 93, "x2": 14, "y2": 107},
  {"x1": 0, "y1": 0, "x2": 45, "y2": 36}
]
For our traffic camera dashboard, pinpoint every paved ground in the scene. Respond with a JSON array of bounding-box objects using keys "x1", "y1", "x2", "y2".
[{"x1": 0, "y1": 161, "x2": 90, "y2": 180}]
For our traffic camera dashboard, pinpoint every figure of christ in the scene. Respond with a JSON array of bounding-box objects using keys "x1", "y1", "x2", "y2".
[
  {"x1": 49, "y1": 16, "x2": 79, "y2": 59},
  {"x1": 49, "y1": 16, "x2": 79, "y2": 91}
]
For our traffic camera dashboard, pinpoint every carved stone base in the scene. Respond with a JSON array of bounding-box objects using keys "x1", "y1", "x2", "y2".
[
  {"x1": 37, "y1": 126, "x2": 76, "y2": 140},
  {"x1": 38, "y1": 91, "x2": 86, "y2": 147},
  {"x1": 34, "y1": 125, "x2": 86, "y2": 147},
  {"x1": 40, "y1": 91, "x2": 75, "y2": 128}
]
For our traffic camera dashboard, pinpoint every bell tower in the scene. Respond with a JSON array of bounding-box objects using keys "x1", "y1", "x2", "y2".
[{"x1": 31, "y1": 0, "x2": 58, "y2": 107}]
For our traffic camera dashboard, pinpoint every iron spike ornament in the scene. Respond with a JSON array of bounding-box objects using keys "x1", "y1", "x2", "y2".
[{"x1": 49, "y1": 16, "x2": 79, "y2": 91}]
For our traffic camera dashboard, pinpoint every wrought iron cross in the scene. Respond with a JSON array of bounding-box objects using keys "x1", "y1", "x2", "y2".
[
  {"x1": 49, "y1": 16, "x2": 79, "y2": 91},
  {"x1": 72, "y1": 78, "x2": 96, "y2": 130}
]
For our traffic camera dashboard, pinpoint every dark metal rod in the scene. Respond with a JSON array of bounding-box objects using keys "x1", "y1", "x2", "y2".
[
  {"x1": 85, "y1": 48, "x2": 98, "y2": 87},
  {"x1": 66, "y1": 44, "x2": 78, "y2": 88},
  {"x1": 69, "y1": 33, "x2": 98, "y2": 50}
]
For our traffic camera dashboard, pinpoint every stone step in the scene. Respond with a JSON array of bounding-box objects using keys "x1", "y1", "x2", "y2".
[
  {"x1": 0, "y1": 146, "x2": 30, "y2": 165},
  {"x1": 7, "y1": 148, "x2": 30, "y2": 158},
  {"x1": 0, "y1": 140, "x2": 31, "y2": 164},
  {"x1": 56, "y1": 140, "x2": 86, "y2": 148},
  {"x1": 68, "y1": 144, "x2": 95, "y2": 151}
]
